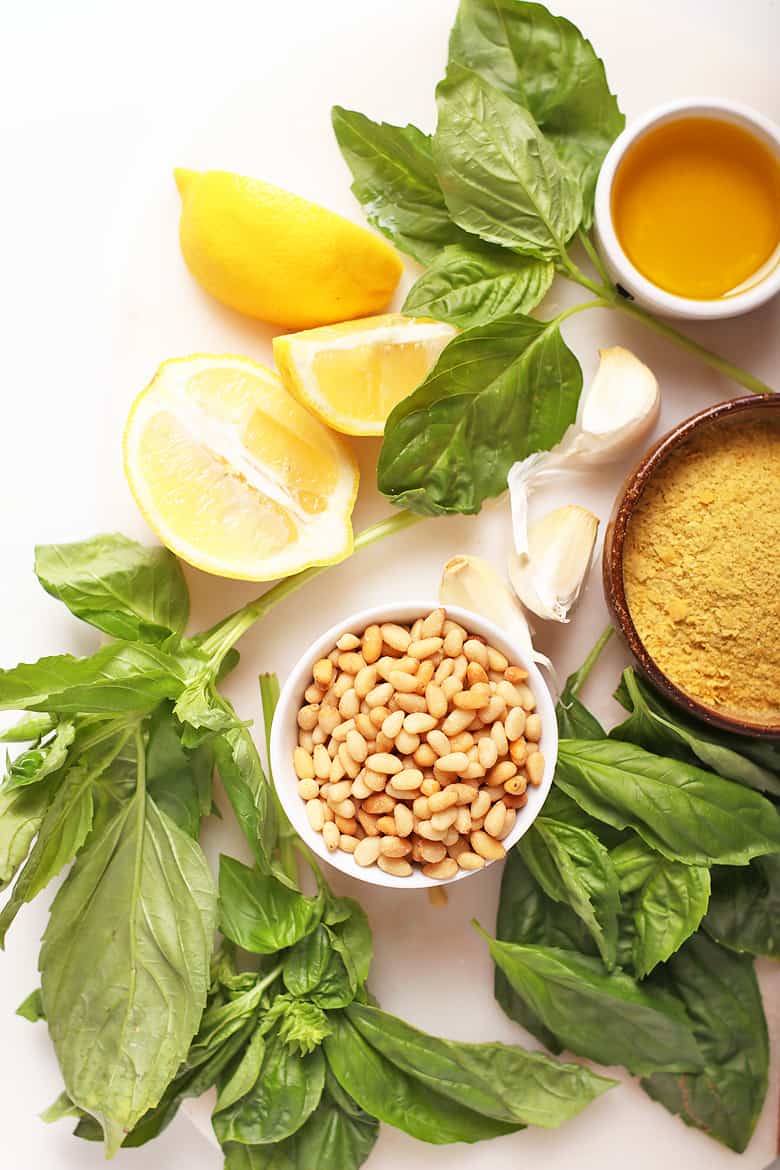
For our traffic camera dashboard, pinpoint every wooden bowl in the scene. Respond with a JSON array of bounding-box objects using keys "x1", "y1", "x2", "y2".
[{"x1": 603, "y1": 393, "x2": 780, "y2": 740}]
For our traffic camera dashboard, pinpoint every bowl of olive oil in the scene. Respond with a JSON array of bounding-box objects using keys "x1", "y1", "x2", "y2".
[{"x1": 595, "y1": 98, "x2": 780, "y2": 319}]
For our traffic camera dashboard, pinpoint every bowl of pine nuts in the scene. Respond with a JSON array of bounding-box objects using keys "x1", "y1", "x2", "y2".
[{"x1": 270, "y1": 602, "x2": 558, "y2": 887}]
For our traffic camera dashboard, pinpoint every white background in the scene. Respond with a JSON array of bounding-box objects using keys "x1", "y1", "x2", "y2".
[{"x1": 1, "y1": 1, "x2": 779, "y2": 1167}]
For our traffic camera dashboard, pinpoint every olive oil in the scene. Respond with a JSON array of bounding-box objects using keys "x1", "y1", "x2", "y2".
[{"x1": 612, "y1": 117, "x2": 780, "y2": 299}]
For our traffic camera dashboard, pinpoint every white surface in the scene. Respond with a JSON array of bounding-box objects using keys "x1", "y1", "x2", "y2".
[
  {"x1": 270, "y1": 600, "x2": 559, "y2": 889},
  {"x1": 0, "y1": 1, "x2": 778, "y2": 1168}
]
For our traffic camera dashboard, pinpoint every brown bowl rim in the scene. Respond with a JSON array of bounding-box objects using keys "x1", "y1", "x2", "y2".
[{"x1": 602, "y1": 392, "x2": 780, "y2": 740}]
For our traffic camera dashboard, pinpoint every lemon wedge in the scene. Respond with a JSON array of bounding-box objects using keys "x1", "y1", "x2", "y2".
[
  {"x1": 123, "y1": 355, "x2": 359, "y2": 581},
  {"x1": 273, "y1": 314, "x2": 458, "y2": 436}
]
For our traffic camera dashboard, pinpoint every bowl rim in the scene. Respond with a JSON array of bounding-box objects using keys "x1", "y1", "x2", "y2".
[
  {"x1": 603, "y1": 393, "x2": 780, "y2": 739},
  {"x1": 594, "y1": 97, "x2": 780, "y2": 321},
  {"x1": 269, "y1": 599, "x2": 559, "y2": 888}
]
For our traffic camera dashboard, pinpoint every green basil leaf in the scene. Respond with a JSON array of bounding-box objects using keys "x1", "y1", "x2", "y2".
[
  {"x1": 219, "y1": 858, "x2": 323, "y2": 955},
  {"x1": 324, "y1": 1012, "x2": 522, "y2": 1144},
  {"x1": 16, "y1": 987, "x2": 45, "y2": 1022},
  {"x1": 213, "y1": 1026, "x2": 325, "y2": 1145},
  {"x1": 283, "y1": 926, "x2": 333, "y2": 998},
  {"x1": 41, "y1": 1091, "x2": 85, "y2": 1124},
  {"x1": 216, "y1": 1025, "x2": 267, "y2": 1113},
  {"x1": 486, "y1": 936, "x2": 704, "y2": 1075},
  {"x1": 612, "y1": 837, "x2": 710, "y2": 977},
  {"x1": 403, "y1": 242, "x2": 553, "y2": 327},
  {"x1": 0, "y1": 773, "x2": 58, "y2": 889},
  {"x1": 0, "y1": 762, "x2": 95, "y2": 946},
  {"x1": 378, "y1": 313, "x2": 581, "y2": 516},
  {"x1": 540, "y1": 785, "x2": 626, "y2": 847},
  {"x1": 347, "y1": 1002, "x2": 614, "y2": 1128},
  {"x1": 642, "y1": 933, "x2": 769, "y2": 1152},
  {"x1": 521, "y1": 817, "x2": 620, "y2": 968},
  {"x1": 290, "y1": 1088, "x2": 379, "y2": 1170},
  {"x1": 449, "y1": 0, "x2": 624, "y2": 219},
  {"x1": 0, "y1": 642, "x2": 189, "y2": 715},
  {"x1": 555, "y1": 628, "x2": 613, "y2": 739},
  {"x1": 331, "y1": 107, "x2": 467, "y2": 263},
  {"x1": 556, "y1": 739, "x2": 780, "y2": 866},
  {"x1": 703, "y1": 855, "x2": 780, "y2": 958},
  {"x1": 34, "y1": 534, "x2": 189, "y2": 644},
  {"x1": 40, "y1": 793, "x2": 217, "y2": 1156},
  {"x1": 495, "y1": 845, "x2": 597, "y2": 1051},
  {"x1": 612, "y1": 669, "x2": 780, "y2": 796},
  {"x1": 214, "y1": 726, "x2": 278, "y2": 873},
  {"x1": 433, "y1": 68, "x2": 582, "y2": 259},
  {"x1": 326, "y1": 898, "x2": 373, "y2": 989},
  {"x1": 3, "y1": 719, "x2": 75, "y2": 792},
  {"x1": 174, "y1": 675, "x2": 238, "y2": 740},
  {"x1": 223, "y1": 1143, "x2": 291, "y2": 1170},
  {"x1": 146, "y1": 703, "x2": 213, "y2": 837},
  {"x1": 0, "y1": 713, "x2": 55, "y2": 742}
]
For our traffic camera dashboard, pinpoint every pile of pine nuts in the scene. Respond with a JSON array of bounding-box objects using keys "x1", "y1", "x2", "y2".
[{"x1": 292, "y1": 608, "x2": 545, "y2": 880}]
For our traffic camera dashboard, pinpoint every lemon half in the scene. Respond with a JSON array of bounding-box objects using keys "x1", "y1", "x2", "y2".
[
  {"x1": 273, "y1": 314, "x2": 457, "y2": 436},
  {"x1": 123, "y1": 355, "x2": 359, "y2": 581}
]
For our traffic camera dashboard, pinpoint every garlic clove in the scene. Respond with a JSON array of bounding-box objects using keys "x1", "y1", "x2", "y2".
[
  {"x1": 508, "y1": 505, "x2": 599, "y2": 623},
  {"x1": 571, "y1": 346, "x2": 660, "y2": 464},
  {"x1": 439, "y1": 554, "x2": 553, "y2": 671}
]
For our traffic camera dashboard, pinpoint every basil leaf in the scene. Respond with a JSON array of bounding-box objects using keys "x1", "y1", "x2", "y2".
[
  {"x1": 642, "y1": 933, "x2": 769, "y2": 1152},
  {"x1": 326, "y1": 897, "x2": 372, "y2": 988},
  {"x1": 0, "y1": 713, "x2": 55, "y2": 742},
  {"x1": 16, "y1": 987, "x2": 45, "y2": 1022},
  {"x1": 34, "y1": 534, "x2": 189, "y2": 644},
  {"x1": 486, "y1": 936, "x2": 704, "y2": 1075},
  {"x1": 0, "y1": 763, "x2": 95, "y2": 945},
  {"x1": 0, "y1": 642, "x2": 189, "y2": 715},
  {"x1": 556, "y1": 738, "x2": 780, "y2": 866},
  {"x1": 433, "y1": 68, "x2": 582, "y2": 259},
  {"x1": 378, "y1": 313, "x2": 581, "y2": 516},
  {"x1": 403, "y1": 241, "x2": 553, "y2": 327},
  {"x1": 3, "y1": 719, "x2": 75, "y2": 792},
  {"x1": 612, "y1": 669, "x2": 780, "y2": 796},
  {"x1": 223, "y1": 1144, "x2": 290, "y2": 1170},
  {"x1": 331, "y1": 107, "x2": 467, "y2": 263},
  {"x1": 283, "y1": 926, "x2": 333, "y2": 998},
  {"x1": 495, "y1": 845, "x2": 597, "y2": 1052},
  {"x1": 216, "y1": 1025, "x2": 267, "y2": 1113},
  {"x1": 40, "y1": 793, "x2": 217, "y2": 1156},
  {"x1": 555, "y1": 627, "x2": 613, "y2": 739},
  {"x1": 540, "y1": 785, "x2": 626, "y2": 846},
  {"x1": 324, "y1": 1012, "x2": 522, "y2": 1144},
  {"x1": 146, "y1": 703, "x2": 213, "y2": 837},
  {"x1": 213, "y1": 1026, "x2": 325, "y2": 1145},
  {"x1": 0, "y1": 773, "x2": 58, "y2": 889},
  {"x1": 703, "y1": 855, "x2": 780, "y2": 958},
  {"x1": 521, "y1": 817, "x2": 620, "y2": 968},
  {"x1": 214, "y1": 725, "x2": 278, "y2": 873},
  {"x1": 449, "y1": 0, "x2": 624, "y2": 219},
  {"x1": 347, "y1": 1002, "x2": 614, "y2": 1128},
  {"x1": 219, "y1": 858, "x2": 323, "y2": 955},
  {"x1": 612, "y1": 837, "x2": 710, "y2": 977}
]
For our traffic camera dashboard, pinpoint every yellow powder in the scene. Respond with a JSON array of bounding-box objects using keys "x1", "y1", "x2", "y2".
[{"x1": 623, "y1": 416, "x2": 780, "y2": 725}]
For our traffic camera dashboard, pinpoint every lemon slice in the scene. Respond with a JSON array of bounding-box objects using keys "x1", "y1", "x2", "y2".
[
  {"x1": 273, "y1": 313, "x2": 457, "y2": 436},
  {"x1": 123, "y1": 355, "x2": 359, "y2": 581}
]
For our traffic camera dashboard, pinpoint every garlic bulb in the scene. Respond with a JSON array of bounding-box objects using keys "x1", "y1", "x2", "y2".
[
  {"x1": 509, "y1": 346, "x2": 658, "y2": 555},
  {"x1": 439, "y1": 554, "x2": 552, "y2": 671},
  {"x1": 508, "y1": 505, "x2": 599, "y2": 623}
]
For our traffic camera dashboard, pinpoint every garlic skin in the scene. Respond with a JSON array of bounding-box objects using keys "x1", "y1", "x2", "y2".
[
  {"x1": 508, "y1": 505, "x2": 599, "y2": 623},
  {"x1": 439, "y1": 555, "x2": 552, "y2": 671},
  {"x1": 508, "y1": 346, "x2": 659, "y2": 555}
]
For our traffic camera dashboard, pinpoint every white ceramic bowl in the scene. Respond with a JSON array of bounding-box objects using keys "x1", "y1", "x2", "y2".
[
  {"x1": 594, "y1": 97, "x2": 780, "y2": 320},
  {"x1": 270, "y1": 600, "x2": 558, "y2": 889}
]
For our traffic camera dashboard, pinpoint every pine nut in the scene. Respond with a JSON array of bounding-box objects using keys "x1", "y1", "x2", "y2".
[
  {"x1": 340, "y1": 834, "x2": 359, "y2": 854},
  {"x1": 452, "y1": 654, "x2": 469, "y2": 681},
  {"x1": 366, "y1": 752, "x2": 403, "y2": 775},
  {"x1": 305, "y1": 683, "x2": 324, "y2": 704},
  {"x1": 505, "y1": 707, "x2": 526, "y2": 741},
  {"x1": 354, "y1": 665, "x2": 378, "y2": 698},
  {"x1": 333, "y1": 672, "x2": 355, "y2": 698},
  {"x1": 311, "y1": 725, "x2": 327, "y2": 746},
  {"x1": 328, "y1": 779, "x2": 352, "y2": 805},
  {"x1": 322, "y1": 822, "x2": 340, "y2": 852},
  {"x1": 487, "y1": 760, "x2": 517, "y2": 787},
  {"x1": 413, "y1": 796, "x2": 432, "y2": 820},
  {"x1": 484, "y1": 802, "x2": 506, "y2": 838},
  {"x1": 343, "y1": 729, "x2": 366, "y2": 765},
  {"x1": 420, "y1": 776, "x2": 440, "y2": 797},
  {"x1": 396, "y1": 729, "x2": 420, "y2": 755},
  {"x1": 336, "y1": 652, "x2": 363, "y2": 677},
  {"x1": 448, "y1": 731, "x2": 474, "y2": 754},
  {"x1": 376, "y1": 815, "x2": 397, "y2": 835},
  {"x1": 389, "y1": 670, "x2": 419, "y2": 693},
  {"x1": 395, "y1": 692, "x2": 428, "y2": 713},
  {"x1": 497, "y1": 679, "x2": 525, "y2": 707},
  {"x1": 504, "y1": 666, "x2": 529, "y2": 684},
  {"x1": 457, "y1": 851, "x2": 486, "y2": 871},
  {"x1": 381, "y1": 623, "x2": 411, "y2": 653},
  {"x1": 454, "y1": 806, "x2": 472, "y2": 835},
  {"x1": 298, "y1": 778, "x2": 319, "y2": 800},
  {"x1": 470, "y1": 788, "x2": 491, "y2": 820},
  {"x1": 422, "y1": 608, "x2": 446, "y2": 638},
  {"x1": 382, "y1": 709, "x2": 405, "y2": 739},
  {"x1": 332, "y1": 718, "x2": 355, "y2": 742},
  {"x1": 496, "y1": 808, "x2": 517, "y2": 840},
  {"x1": 389, "y1": 767, "x2": 422, "y2": 792},
  {"x1": 313, "y1": 744, "x2": 332, "y2": 780},
  {"x1": 427, "y1": 729, "x2": 451, "y2": 757},
  {"x1": 503, "y1": 792, "x2": 528, "y2": 810},
  {"x1": 517, "y1": 684, "x2": 536, "y2": 711},
  {"x1": 526, "y1": 751, "x2": 545, "y2": 786},
  {"x1": 361, "y1": 625, "x2": 383, "y2": 664},
  {"x1": 395, "y1": 804, "x2": 414, "y2": 837},
  {"x1": 331, "y1": 798, "x2": 356, "y2": 819},
  {"x1": 363, "y1": 793, "x2": 396, "y2": 815},
  {"x1": 509, "y1": 738, "x2": 528, "y2": 767},
  {"x1": 339, "y1": 689, "x2": 360, "y2": 719},
  {"x1": 375, "y1": 731, "x2": 395, "y2": 753},
  {"x1": 423, "y1": 858, "x2": 458, "y2": 880},
  {"x1": 417, "y1": 820, "x2": 448, "y2": 842},
  {"x1": 329, "y1": 754, "x2": 346, "y2": 783},
  {"x1": 404, "y1": 712, "x2": 437, "y2": 734},
  {"x1": 306, "y1": 799, "x2": 325, "y2": 831},
  {"x1": 436, "y1": 751, "x2": 470, "y2": 773},
  {"x1": 413, "y1": 744, "x2": 437, "y2": 767},
  {"x1": 313, "y1": 658, "x2": 334, "y2": 687},
  {"x1": 441, "y1": 676, "x2": 462, "y2": 700},
  {"x1": 369, "y1": 706, "x2": 389, "y2": 729},
  {"x1": 428, "y1": 788, "x2": 458, "y2": 813},
  {"x1": 419, "y1": 841, "x2": 447, "y2": 864},
  {"x1": 294, "y1": 747, "x2": 315, "y2": 780},
  {"x1": 363, "y1": 768, "x2": 387, "y2": 792},
  {"x1": 355, "y1": 713, "x2": 375, "y2": 740},
  {"x1": 297, "y1": 704, "x2": 320, "y2": 731},
  {"x1": 478, "y1": 737, "x2": 498, "y2": 770},
  {"x1": 338, "y1": 742, "x2": 360, "y2": 779},
  {"x1": 408, "y1": 637, "x2": 443, "y2": 660},
  {"x1": 378, "y1": 856, "x2": 413, "y2": 877},
  {"x1": 357, "y1": 810, "x2": 379, "y2": 837},
  {"x1": 525, "y1": 714, "x2": 542, "y2": 742},
  {"x1": 467, "y1": 661, "x2": 489, "y2": 686},
  {"x1": 491, "y1": 722, "x2": 508, "y2": 756},
  {"x1": 443, "y1": 627, "x2": 465, "y2": 656},
  {"x1": 481, "y1": 696, "x2": 506, "y2": 724},
  {"x1": 487, "y1": 646, "x2": 508, "y2": 672},
  {"x1": 435, "y1": 657, "x2": 455, "y2": 683},
  {"x1": 423, "y1": 683, "x2": 445, "y2": 720},
  {"x1": 447, "y1": 783, "x2": 475, "y2": 805},
  {"x1": 414, "y1": 660, "x2": 435, "y2": 690},
  {"x1": 504, "y1": 774, "x2": 527, "y2": 796},
  {"x1": 411, "y1": 618, "x2": 425, "y2": 641},
  {"x1": 335, "y1": 815, "x2": 358, "y2": 835},
  {"x1": 366, "y1": 682, "x2": 393, "y2": 708},
  {"x1": 354, "y1": 837, "x2": 381, "y2": 866},
  {"x1": 471, "y1": 830, "x2": 506, "y2": 861},
  {"x1": 442, "y1": 708, "x2": 475, "y2": 736},
  {"x1": 337, "y1": 633, "x2": 361, "y2": 651},
  {"x1": 462, "y1": 638, "x2": 488, "y2": 667},
  {"x1": 431, "y1": 807, "x2": 458, "y2": 832},
  {"x1": 380, "y1": 835, "x2": 411, "y2": 858},
  {"x1": 386, "y1": 782, "x2": 419, "y2": 802}
]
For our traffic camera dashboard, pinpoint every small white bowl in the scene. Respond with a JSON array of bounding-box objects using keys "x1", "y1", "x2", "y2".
[
  {"x1": 270, "y1": 600, "x2": 558, "y2": 889},
  {"x1": 594, "y1": 97, "x2": 780, "y2": 320}
]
